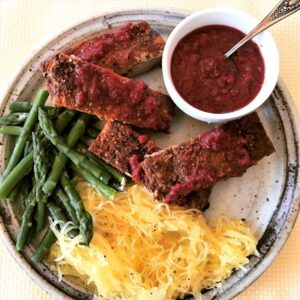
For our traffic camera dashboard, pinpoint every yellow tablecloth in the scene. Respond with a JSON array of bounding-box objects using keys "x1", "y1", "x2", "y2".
[{"x1": 0, "y1": 1, "x2": 299, "y2": 299}]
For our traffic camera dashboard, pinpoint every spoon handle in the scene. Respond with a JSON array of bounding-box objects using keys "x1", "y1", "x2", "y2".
[{"x1": 225, "y1": 0, "x2": 300, "y2": 58}]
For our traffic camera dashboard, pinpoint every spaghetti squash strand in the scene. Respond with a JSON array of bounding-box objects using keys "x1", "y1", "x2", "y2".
[{"x1": 49, "y1": 182, "x2": 258, "y2": 300}]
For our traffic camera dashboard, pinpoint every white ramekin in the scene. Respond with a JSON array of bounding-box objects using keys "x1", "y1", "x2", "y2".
[{"x1": 162, "y1": 8, "x2": 280, "y2": 123}]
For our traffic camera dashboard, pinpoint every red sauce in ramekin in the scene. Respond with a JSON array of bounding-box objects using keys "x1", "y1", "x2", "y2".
[{"x1": 171, "y1": 25, "x2": 265, "y2": 113}]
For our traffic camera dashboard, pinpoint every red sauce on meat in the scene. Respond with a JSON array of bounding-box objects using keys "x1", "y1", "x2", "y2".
[
  {"x1": 71, "y1": 23, "x2": 133, "y2": 63},
  {"x1": 164, "y1": 127, "x2": 251, "y2": 202},
  {"x1": 171, "y1": 25, "x2": 265, "y2": 113},
  {"x1": 129, "y1": 154, "x2": 144, "y2": 182},
  {"x1": 73, "y1": 60, "x2": 167, "y2": 130}
]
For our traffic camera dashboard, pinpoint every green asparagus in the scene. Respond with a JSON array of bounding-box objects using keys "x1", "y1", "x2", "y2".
[
  {"x1": 47, "y1": 202, "x2": 78, "y2": 238},
  {"x1": 44, "y1": 107, "x2": 62, "y2": 119},
  {"x1": 0, "y1": 152, "x2": 33, "y2": 199},
  {"x1": 9, "y1": 101, "x2": 62, "y2": 116},
  {"x1": 32, "y1": 131, "x2": 49, "y2": 232},
  {"x1": 1, "y1": 90, "x2": 48, "y2": 180},
  {"x1": 54, "y1": 109, "x2": 77, "y2": 134},
  {"x1": 31, "y1": 200, "x2": 80, "y2": 264},
  {"x1": 38, "y1": 108, "x2": 111, "y2": 184},
  {"x1": 16, "y1": 191, "x2": 36, "y2": 251},
  {"x1": 7, "y1": 184, "x2": 22, "y2": 202},
  {"x1": 0, "y1": 112, "x2": 28, "y2": 126},
  {"x1": 60, "y1": 172, "x2": 93, "y2": 245},
  {"x1": 23, "y1": 140, "x2": 32, "y2": 157},
  {"x1": 70, "y1": 163, "x2": 116, "y2": 200},
  {"x1": 0, "y1": 126, "x2": 22, "y2": 135},
  {"x1": 0, "y1": 110, "x2": 60, "y2": 134},
  {"x1": 21, "y1": 178, "x2": 31, "y2": 210},
  {"x1": 0, "y1": 107, "x2": 76, "y2": 200},
  {"x1": 76, "y1": 142, "x2": 126, "y2": 186},
  {"x1": 43, "y1": 113, "x2": 91, "y2": 196},
  {"x1": 8, "y1": 101, "x2": 32, "y2": 112},
  {"x1": 31, "y1": 229, "x2": 57, "y2": 264},
  {"x1": 56, "y1": 189, "x2": 78, "y2": 225}
]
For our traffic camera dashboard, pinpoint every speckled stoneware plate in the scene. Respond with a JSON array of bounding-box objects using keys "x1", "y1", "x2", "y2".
[{"x1": 0, "y1": 7, "x2": 299, "y2": 300}]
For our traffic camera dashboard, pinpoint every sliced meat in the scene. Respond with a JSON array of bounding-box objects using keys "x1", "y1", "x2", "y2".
[
  {"x1": 64, "y1": 22, "x2": 165, "y2": 77},
  {"x1": 41, "y1": 54, "x2": 174, "y2": 133},
  {"x1": 89, "y1": 121, "x2": 211, "y2": 210},
  {"x1": 138, "y1": 112, "x2": 275, "y2": 203},
  {"x1": 89, "y1": 121, "x2": 159, "y2": 175}
]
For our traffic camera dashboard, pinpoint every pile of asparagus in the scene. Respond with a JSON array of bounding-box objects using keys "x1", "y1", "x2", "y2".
[{"x1": 0, "y1": 90, "x2": 126, "y2": 263}]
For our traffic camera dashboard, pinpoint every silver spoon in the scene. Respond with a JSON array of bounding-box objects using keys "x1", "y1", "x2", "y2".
[{"x1": 225, "y1": 0, "x2": 300, "y2": 58}]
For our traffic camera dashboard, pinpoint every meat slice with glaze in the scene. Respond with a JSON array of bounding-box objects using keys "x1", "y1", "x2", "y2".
[
  {"x1": 41, "y1": 54, "x2": 174, "y2": 133},
  {"x1": 89, "y1": 121, "x2": 159, "y2": 175},
  {"x1": 89, "y1": 121, "x2": 211, "y2": 210},
  {"x1": 137, "y1": 112, "x2": 275, "y2": 203},
  {"x1": 64, "y1": 22, "x2": 165, "y2": 76}
]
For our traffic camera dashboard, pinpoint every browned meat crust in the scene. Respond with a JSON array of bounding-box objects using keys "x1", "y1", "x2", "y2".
[
  {"x1": 138, "y1": 113, "x2": 275, "y2": 203},
  {"x1": 41, "y1": 54, "x2": 174, "y2": 133},
  {"x1": 89, "y1": 121, "x2": 211, "y2": 210},
  {"x1": 64, "y1": 22, "x2": 165, "y2": 77},
  {"x1": 89, "y1": 121, "x2": 159, "y2": 174}
]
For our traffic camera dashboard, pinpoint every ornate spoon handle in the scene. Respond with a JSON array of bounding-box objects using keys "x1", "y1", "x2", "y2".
[{"x1": 225, "y1": 0, "x2": 300, "y2": 58}]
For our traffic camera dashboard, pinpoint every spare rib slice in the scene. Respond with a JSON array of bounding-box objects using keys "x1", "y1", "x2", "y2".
[
  {"x1": 64, "y1": 22, "x2": 165, "y2": 77},
  {"x1": 89, "y1": 121, "x2": 159, "y2": 175},
  {"x1": 41, "y1": 54, "x2": 174, "y2": 133},
  {"x1": 89, "y1": 121, "x2": 211, "y2": 210},
  {"x1": 138, "y1": 112, "x2": 275, "y2": 203}
]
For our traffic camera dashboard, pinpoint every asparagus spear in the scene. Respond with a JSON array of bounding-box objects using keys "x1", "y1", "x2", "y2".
[
  {"x1": 0, "y1": 126, "x2": 22, "y2": 135},
  {"x1": 16, "y1": 191, "x2": 36, "y2": 251},
  {"x1": 9, "y1": 101, "x2": 62, "y2": 116},
  {"x1": 48, "y1": 202, "x2": 78, "y2": 237},
  {"x1": 38, "y1": 108, "x2": 111, "y2": 184},
  {"x1": 76, "y1": 142, "x2": 126, "y2": 186},
  {"x1": 0, "y1": 107, "x2": 76, "y2": 200},
  {"x1": 8, "y1": 101, "x2": 32, "y2": 112},
  {"x1": 60, "y1": 172, "x2": 93, "y2": 245},
  {"x1": 0, "y1": 113, "x2": 28, "y2": 126},
  {"x1": 44, "y1": 107, "x2": 62, "y2": 119},
  {"x1": 1, "y1": 90, "x2": 48, "y2": 180},
  {"x1": 0, "y1": 110, "x2": 60, "y2": 135},
  {"x1": 31, "y1": 200, "x2": 81, "y2": 264},
  {"x1": 21, "y1": 178, "x2": 31, "y2": 210},
  {"x1": 31, "y1": 229, "x2": 56, "y2": 264},
  {"x1": 56, "y1": 189, "x2": 78, "y2": 225},
  {"x1": 0, "y1": 109, "x2": 60, "y2": 133},
  {"x1": 7, "y1": 184, "x2": 22, "y2": 202},
  {"x1": 32, "y1": 131, "x2": 49, "y2": 232},
  {"x1": 24, "y1": 140, "x2": 32, "y2": 157},
  {"x1": 42, "y1": 113, "x2": 91, "y2": 196},
  {"x1": 54, "y1": 109, "x2": 77, "y2": 134},
  {"x1": 0, "y1": 152, "x2": 33, "y2": 199},
  {"x1": 70, "y1": 163, "x2": 116, "y2": 200}
]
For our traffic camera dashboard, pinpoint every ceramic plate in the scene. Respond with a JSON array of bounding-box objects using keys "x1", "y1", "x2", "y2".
[{"x1": 0, "y1": 7, "x2": 299, "y2": 300}]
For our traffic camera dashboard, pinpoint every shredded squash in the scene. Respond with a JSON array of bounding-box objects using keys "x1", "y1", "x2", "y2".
[{"x1": 49, "y1": 181, "x2": 258, "y2": 300}]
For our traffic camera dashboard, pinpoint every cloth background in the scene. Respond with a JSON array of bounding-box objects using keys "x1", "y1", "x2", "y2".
[{"x1": 0, "y1": 0, "x2": 299, "y2": 299}]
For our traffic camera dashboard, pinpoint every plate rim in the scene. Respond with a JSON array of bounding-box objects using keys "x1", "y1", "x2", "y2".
[{"x1": 0, "y1": 6, "x2": 299, "y2": 300}]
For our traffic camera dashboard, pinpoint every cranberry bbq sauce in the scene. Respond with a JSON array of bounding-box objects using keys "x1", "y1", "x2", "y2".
[{"x1": 171, "y1": 25, "x2": 265, "y2": 113}]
